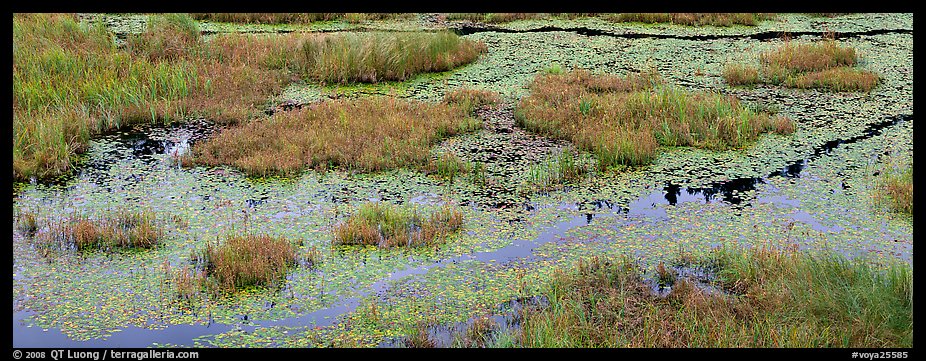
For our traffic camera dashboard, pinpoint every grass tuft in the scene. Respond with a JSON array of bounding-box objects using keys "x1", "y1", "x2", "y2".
[
  {"x1": 516, "y1": 69, "x2": 793, "y2": 170},
  {"x1": 190, "y1": 97, "x2": 481, "y2": 177},
  {"x1": 405, "y1": 323, "x2": 437, "y2": 348},
  {"x1": 332, "y1": 202, "x2": 464, "y2": 248},
  {"x1": 511, "y1": 247, "x2": 912, "y2": 347},
  {"x1": 190, "y1": 13, "x2": 413, "y2": 24},
  {"x1": 200, "y1": 234, "x2": 297, "y2": 291},
  {"x1": 604, "y1": 13, "x2": 776, "y2": 27},
  {"x1": 725, "y1": 39, "x2": 880, "y2": 92},
  {"x1": 35, "y1": 209, "x2": 163, "y2": 252},
  {"x1": 722, "y1": 64, "x2": 760, "y2": 86},
  {"x1": 443, "y1": 87, "x2": 500, "y2": 114},
  {"x1": 294, "y1": 31, "x2": 486, "y2": 84},
  {"x1": 524, "y1": 150, "x2": 588, "y2": 192},
  {"x1": 16, "y1": 211, "x2": 39, "y2": 236},
  {"x1": 878, "y1": 164, "x2": 913, "y2": 215}
]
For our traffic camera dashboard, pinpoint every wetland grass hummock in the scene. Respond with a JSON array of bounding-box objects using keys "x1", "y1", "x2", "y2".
[
  {"x1": 443, "y1": 87, "x2": 500, "y2": 114},
  {"x1": 190, "y1": 13, "x2": 414, "y2": 24},
  {"x1": 515, "y1": 69, "x2": 794, "y2": 170},
  {"x1": 190, "y1": 97, "x2": 481, "y2": 176},
  {"x1": 332, "y1": 203, "x2": 464, "y2": 248},
  {"x1": 200, "y1": 234, "x2": 297, "y2": 291},
  {"x1": 34, "y1": 210, "x2": 163, "y2": 252},
  {"x1": 603, "y1": 13, "x2": 776, "y2": 26},
  {"x1": 14, "y1": 13, "x2": 484, "y2": 182},
  {"x1": 295, "y1": 31, "x2": 487, "y2": 84},
  {"x1": 878, "y1": 164, "x2": 913, "y2": 215},
  {"x1": 172, "y1": 234, "x2": 299, "y2": 298},
  {"x1": 724, "y1": 38, "x2": 880, "y2": 92},
  {"x1": 12, "y1": 13, "x2": 288, "y2": 181},
  {"x1": 523, "y1": 150, "x2": 588, "y2": 192},
  {"x1": 511, "y1": 247, "x2": 912, "y2": 347}
]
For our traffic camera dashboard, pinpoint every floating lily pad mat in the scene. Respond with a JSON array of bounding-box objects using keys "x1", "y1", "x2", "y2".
[{"x1": 13, "y1": 12, "x2": 911, "y2": 348}]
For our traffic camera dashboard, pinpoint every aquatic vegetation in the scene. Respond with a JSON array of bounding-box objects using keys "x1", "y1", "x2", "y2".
[
  {"x1": 332, "y1": 202, "x2": 463, "y2": 248},
  {"x1": 516, "y1": 69, "x2": 794, "y2": 170},
  {"x1": 446, "y1": 13, "x2": 551, "y2": 23},
  {"x1": 722, "y1": 63, "x2": 760, "y2": 86},
  {"x1": 295, "y1": 31, "x2": 487, "y2": 84},
  {"x1": 603, "y1": 13, "x2": 776, "y2": 26},
  {"x1": 724, "y1": 38, "x2": 880, "y2": 92},
  {"x1": 429, "y1": 153, "x2": 472, "y2": 183},
  {"x1": 189, "y1": 97, "x2": 481, "y2": 176},
  {"x1": 200, "y1": 234, "x2": 297, "y2": 291},
  {"x1": 443, "y1": 87, "x2": 500, "y2": 114},
  {"x1": 805, "y1": 13, "x2": 853, "y2": 18},
  {"x1": 404, "y1": 323, "x2": 437, "y2": 348},
  {"x1": 655, "y1": 261, "x2": 677, "y2": 287},
  {"x1": 13, "y1": 13, "x2": 194, "y2": 180},
  {"x1": 523, "y1": 150, "x2": 588, "y2": 192},
  {"x1": 34, "y1": 209, "x2": 163, "y2": 252},
  {"x1": 10, "y1": 13, "x2": 913, "y2": 349},
  {"x1": 190, "y1": 13, "x2": 413, "y2": 24},
  {"x1": 425, "y1": 152, "x2": 488, "y2": 186},
  {"x1": 878, "y1": 164, "x2": 912, "y2": 215},
  {"x1": 12, "y1": 13, "x2": 288, "y2": 181},
  {"x1": 459, "y1": 316, "x2": 498, "y2": 348},
  {"x1": 510, "y1": 247, "x2": 912, "y2": 347},
  {"x1": 16, "y1": 211, "x2": 38, "y2": 236},
  {"x1": 304, "y1": 246, "x2": 323, "y2": 268}
]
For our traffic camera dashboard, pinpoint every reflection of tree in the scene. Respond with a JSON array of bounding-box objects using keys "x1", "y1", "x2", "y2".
[
  {"x1": 663, "y1": 177, "x2": 765, "y2": 206},
  {"x1": 663, "y1": 184, "x2": 681, "y2": 205}
]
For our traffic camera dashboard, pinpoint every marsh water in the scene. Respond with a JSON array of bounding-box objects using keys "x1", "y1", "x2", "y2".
[{"x1": 12, "y1": 13, "x2": 913, "y2": 347}]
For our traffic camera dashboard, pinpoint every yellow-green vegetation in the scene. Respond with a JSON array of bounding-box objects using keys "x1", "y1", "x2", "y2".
[
  {"x1": 878, "y1": 164, "x2": 913, "y2": 215},
  {"x1": 724, "y1": 38, "x2": 880, "y2": 91},
  {"x1": 722, "y1": 63, "x2": 760, "y2": 86},
  {"x1": 515, "y1": 69, "x2": 794, "y2": 170},
  {"x1": 200, "y1": 234, "x2": 297, "y2": 291},
  {"x1": 12, "y1": 13, "x2": 289, "y2": 181},
  {"x1": 294, "y1": 31, "x2": 487, "y2": 84},
  {"x1": 35, "y1": 209, "x2": 163, "y2": 251},
  {"x1": 514, "y1": 247, "x2": 912, "y2": 347},
  {"x1": 523, "y1": 150, "x2": 588, "y2": 192},
  {"x1": 332, "y1": 202, "x2": 464, "y2": 248},
  {"x1": 13, "y1": 13, "x2": 487, "y2": 182},
  {"x1": 173, "y1": 234, "x2": 299, "y2": 298},
  {"x1": 16, "y1": 210, "x2": 39, "y2": 236},
  {"x1": 443, "y1": 87, "x2": 500, "y2": 114},
  {"x1": 189, "y1": 97, "x2": 481, "y2": 176},
  {"x1": 603, "y1": 13, "x2": 776, "y2": 26},
  {"x1": 190, "y1": 13, "x2": 413, "y2": 24},
  {"x1": 446, "y1": 13, "x2": 551, "y2": 23},
  {"x1": 427, "y1": 153, "x2": 486, "y2": 185}
]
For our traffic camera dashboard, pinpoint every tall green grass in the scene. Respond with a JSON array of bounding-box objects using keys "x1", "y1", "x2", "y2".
[
  {"x1": 13, "y1": 14, "x2": 203, "y2": 180},
  {"x1": 515, "y1": 69, "x2": 794, "y2": 170},
  {"x1": 294, "y1": 31, "x2": 487, "y2": 84},
  {"x1": 12, "y1": 13, "x2": 293, "y2": 181},
  {"x1": 513, "y1": 247, "x2": 912, "y2": 347},
  {"x1": 14, "y1": 14, "x2": 485, "y2": 182},
  {"x1": 523, "y1": 150, "x2": 588, "y2": 192}
]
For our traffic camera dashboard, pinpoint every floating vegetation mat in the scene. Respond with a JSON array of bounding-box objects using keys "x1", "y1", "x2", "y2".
[{"x1": 12, "y1": 13, "x2": 912, "y2": 348}]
